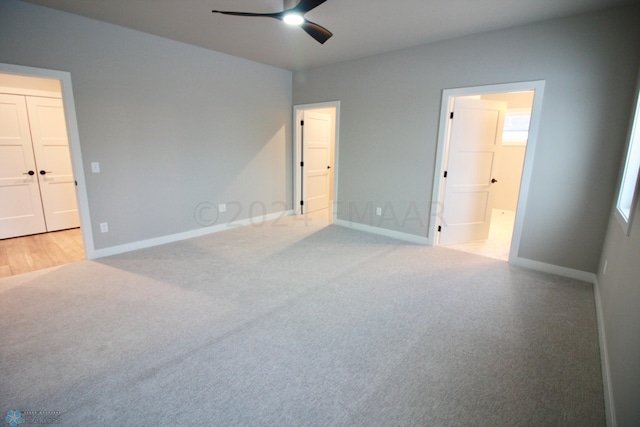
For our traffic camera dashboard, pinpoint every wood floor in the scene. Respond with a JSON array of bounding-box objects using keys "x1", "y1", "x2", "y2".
[{"x1": 0, "y1": 228, "x2": 85, "y2": 278}]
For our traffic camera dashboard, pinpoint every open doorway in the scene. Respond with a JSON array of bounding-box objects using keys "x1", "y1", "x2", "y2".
[
  {"x1": 0, "y1": 64, "x2": 93, "y2": 276},
  {"x1": 293, "y1": 101, "x2": 340, "y2": 223},
  {"x1": 431, "y1": 81, "x2": 545, "y2": 262}
]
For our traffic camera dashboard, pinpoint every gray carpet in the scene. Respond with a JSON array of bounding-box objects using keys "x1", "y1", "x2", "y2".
[{"x1": 0, "y1": 216, "x2": 604, "y2": 426}]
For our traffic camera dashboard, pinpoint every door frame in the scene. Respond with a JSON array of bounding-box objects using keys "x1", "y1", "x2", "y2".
[
  {"x1": 0, "y1": 63, "x2": 95, "y2": 258},
  {"x1": 431, "y1": 81, "x2": 545, "y2": 263},
  {"x1": 293, "y1": 101, "x2": 340, "y2": 220}
]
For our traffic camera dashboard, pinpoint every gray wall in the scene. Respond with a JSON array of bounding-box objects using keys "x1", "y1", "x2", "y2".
[
  {"x1": 598, "y1": 208, "x2": 640, "y2": 426},
  {"x1": 597, "y1": 71, "x2": 640, "y2": 427},
  {"x1": 293, "y1": 5, "x2": 640, "y2": 273},
  {"x1": 0, "y1": 0, "x2": 293, "y2": 250}
]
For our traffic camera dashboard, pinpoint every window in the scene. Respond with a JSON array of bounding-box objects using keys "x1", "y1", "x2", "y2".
[
  {"x1": 502, "y1": 109, "x2": 531, "y2": 146},
  {"x1": 616, "y1": 91, "x2": 640, "y2": 235}
]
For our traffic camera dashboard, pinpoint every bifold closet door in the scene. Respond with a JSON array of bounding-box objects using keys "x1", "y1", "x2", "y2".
[
  {"x1": 0, "y1": 93, "x2": 47, "y2": 239},
  {"x1": 26, "y1": 96, "x2": 79, "y2": 233},
  {"x1": 0, "y1": 94, "x2": 79, "y2": 239}
]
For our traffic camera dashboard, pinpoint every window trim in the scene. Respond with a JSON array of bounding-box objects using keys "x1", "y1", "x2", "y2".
[{"x1": 615, "y1": 73, "x2": 640, "y2": 236}]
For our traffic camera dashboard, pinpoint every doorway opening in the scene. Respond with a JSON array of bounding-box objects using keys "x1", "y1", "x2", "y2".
[
  {"x1": 0, "y1": 63, "x2": 93, "y2": 276},
  {"x1": 293, "y1": 101, "x2": 340, "y2": 223},
  {"x1": 431, "y1": 81, "x2": 545, "y2": 262}
]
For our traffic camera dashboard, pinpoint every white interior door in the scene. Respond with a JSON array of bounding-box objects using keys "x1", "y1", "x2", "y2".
[
  {"x1": 440, "y1": 98, "x2": 506, "y2": 245},
  {"x1": 302, "y1": 111, "x2": 331, "y2": 213},
  {"x1": 0, "y1": 93, "x2": 47, "y2": 239},
  {"x1": 26, "y1": 96, "x2": 79, "y2": 232}
]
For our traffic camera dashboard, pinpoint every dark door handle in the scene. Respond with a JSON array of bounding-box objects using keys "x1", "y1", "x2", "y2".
[
  {"x1": 40, "y1": 170, "x2": 52, "y2": 175},
  {"x1": 23, "y1": 170, "x2": 35, "y2": 176},
  {"x1": 491, "y1": 178, "x2": 498, "y2": 183},
  {"x1": 327, "y1": 165, "x2": 331, "y2": 169}
]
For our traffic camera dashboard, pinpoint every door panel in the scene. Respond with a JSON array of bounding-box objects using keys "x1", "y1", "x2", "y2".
[
  {"x1": 440, "y1": 98, "x2": 506, "y2": 245},
  {"x1": 303, "y1": 111, "x2": 331, "y2": 214},
  {"x1": 452, "y1": 152, "x2": 495, "y2": 186},
  {"x1": 455, "y1": 108, "x2": 502, "y2": 147},
  {"x1": 0, "y1": 94, "x2": 47, "y2": 239},
  {"x1": 446, "y1": 192, "x2": 491, "y2": 224},
  {"x1": 26, "y1": 97, "x2": 79, "y2": 232}
]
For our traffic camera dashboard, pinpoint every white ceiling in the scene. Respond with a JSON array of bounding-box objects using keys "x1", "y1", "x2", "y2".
[{"x1": 21, "y1": 0, "x2": 639, "y2": 71}]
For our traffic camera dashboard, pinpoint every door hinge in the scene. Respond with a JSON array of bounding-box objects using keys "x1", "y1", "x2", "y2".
[
  {"x1": 74, "y1": 180, "x2": 78, "y2": 186},
  {"x1": 438, "y1": 225, "x2": 442, "y2": 232},
  {"x1": 300, "y1": 161, "x2": 304, "y2": 167},
  {"x1": 450, "y1": 112, "x2": 454, "y2": 119},
  {"x1": 443, "y1": 171, "x2": 448, "y2": 178},
  {"x1": 300, "y1": 120, "x2": 304, "y2": 126},
  {"x1": 300, "y1": 200, "x2": 304, "y2": 206}
]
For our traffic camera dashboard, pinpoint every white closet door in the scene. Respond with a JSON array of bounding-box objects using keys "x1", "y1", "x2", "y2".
[
  {"x1": 26, "y1": 96, "x2": 79, "y2": 232},
  {"x1": 0, "y1": 93, "x2": 47, "y2": 239}
]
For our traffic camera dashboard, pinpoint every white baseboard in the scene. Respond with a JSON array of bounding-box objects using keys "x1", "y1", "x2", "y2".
[
  {"x1": 90, "y1": 210, "x2": 294, "y2": 259},
  {"x1": 511, "y1": 257, "x2": 615, "y2": 425},
  {"x1": 593, "y1": 277, "x2": 616, "y2": 427},
  {"x1": 334, "y1": 219, "x2": 430, "y2": 245},
  {"x1": 509, "y1": 256, "x2": 597, "y2": 283}
]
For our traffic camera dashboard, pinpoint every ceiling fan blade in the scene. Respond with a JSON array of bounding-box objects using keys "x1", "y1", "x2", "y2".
[
  {"x1": 301, "y1": 20, "x2": 333, "y2": 44},
  {"x1": 291, "y1": 0, "x2": 329, "y2": 14},
  {"x1": 212, "y1": 10, "x2": 282, "y2": 19}
]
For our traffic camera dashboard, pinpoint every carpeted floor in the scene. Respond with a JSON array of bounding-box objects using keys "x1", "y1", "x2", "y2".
[{"x1": 0, "y1": 215, "x2": 604, "y2": 426}]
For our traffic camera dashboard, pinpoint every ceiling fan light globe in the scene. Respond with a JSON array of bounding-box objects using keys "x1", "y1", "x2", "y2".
[{"x1": 283, "y1": 13, "x2": 304, "y2": 26}]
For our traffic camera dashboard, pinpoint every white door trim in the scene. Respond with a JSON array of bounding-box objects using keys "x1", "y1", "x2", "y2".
[
  {"x1": 431, "y1": 81, "x2": 546, "y2": 263},
  {"x1": 293, "y1": 101, "x2": 340, "y2": 220},
  {"x1": 0, "y1": 63, "x2": 95, "y2": 259}
]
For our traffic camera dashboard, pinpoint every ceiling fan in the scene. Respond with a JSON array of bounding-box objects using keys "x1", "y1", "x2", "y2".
[{"x1": 212, "y1": 0, "x2": 333, "y2": 44}]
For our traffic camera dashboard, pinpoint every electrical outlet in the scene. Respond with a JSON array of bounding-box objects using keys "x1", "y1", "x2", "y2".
[
  {"x1": 91, "y1": 162, "x2": 100, "y2": 173},
  {"x1": 219, "y1": 204, "x2": 226, "y2": 213},
  {"x1": 100, "y1": 222, "x2": 109, "y2": 233},
  {"x1": 376, "y1": 207, "x2": 382, "y2": 216}
]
